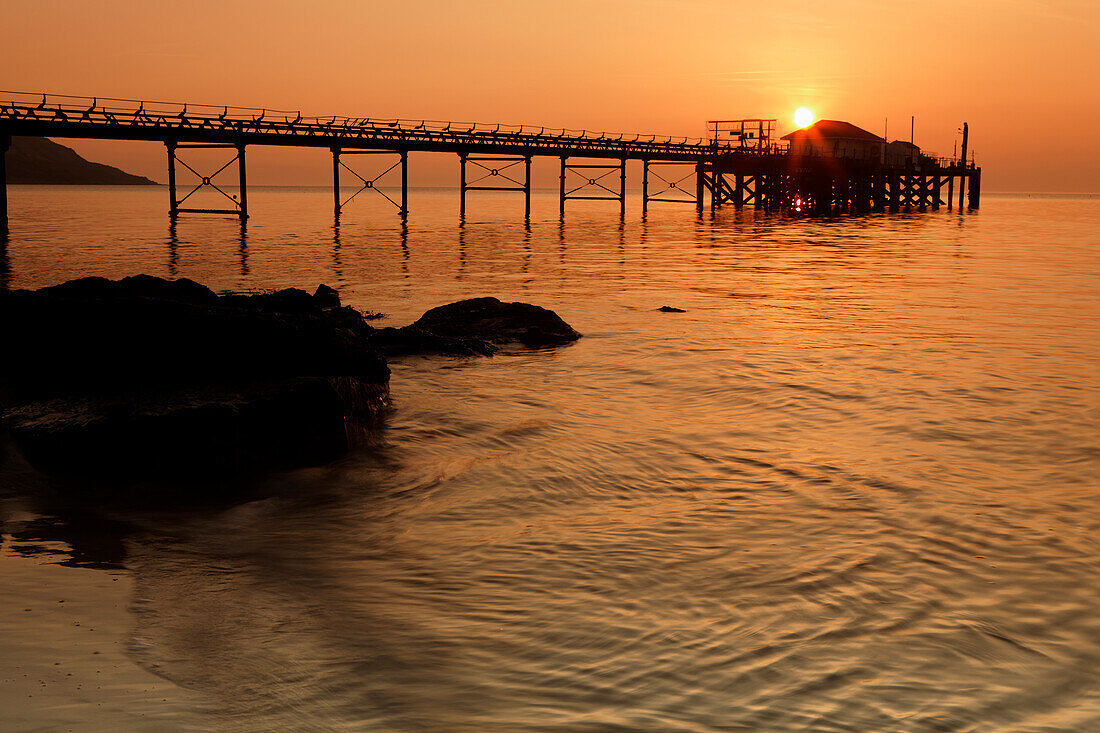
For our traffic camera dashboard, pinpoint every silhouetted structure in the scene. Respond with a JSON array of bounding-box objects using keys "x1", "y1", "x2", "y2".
[{"x1": 0, "y1": 92, "x2": 981, "y2": 232}]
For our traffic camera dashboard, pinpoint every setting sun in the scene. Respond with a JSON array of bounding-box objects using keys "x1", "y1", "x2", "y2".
[{"x1": 794, "y1": 107, "x2": 815, "y2": 128}]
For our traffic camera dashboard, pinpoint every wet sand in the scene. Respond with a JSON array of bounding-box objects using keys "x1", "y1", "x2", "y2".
[{"x1": 0, "y1": 540, "x2": 197, "y2": 732}]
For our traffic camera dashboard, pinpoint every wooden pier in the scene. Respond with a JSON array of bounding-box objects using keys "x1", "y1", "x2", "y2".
[{"x1": 0, "y1": 92, "x2": 981, "y2": 233}]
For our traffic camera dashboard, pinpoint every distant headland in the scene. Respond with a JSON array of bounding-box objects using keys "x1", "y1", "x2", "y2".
[{"x1": 6, "y1": 136, "x2": 158, "y2": 185}]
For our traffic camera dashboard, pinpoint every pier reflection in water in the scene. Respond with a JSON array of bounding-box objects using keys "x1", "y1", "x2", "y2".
[{"x1": 2, "y1": 188, "x2": 1099, "y2": 731}]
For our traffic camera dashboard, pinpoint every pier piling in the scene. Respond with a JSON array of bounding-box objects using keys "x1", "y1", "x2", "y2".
[
  {"x1": 559, "y1": 156, "x2": 567, "y2": 218},
  {"x1": 695, "y1": 163, "x2": 704, "y2": 213},
  {"x1": 958, "y1": 122, "x2": 969, "y2": 210},
  {"x1": 619, "y1": 158, "x2": 627, "y2": 218},
  {"x1": 401, "y1": 149, "x2": 409, "y2": 220},
  {"x1": 525, "y1": 155, "x2": 532, "y2": 220},
  {"x1": 460, "y1": 152, "x2": 467, "y2": 218},
  {"x1": 332, "y1": 147, "x2": 341, "y2": 219},
  {"x1": 166, "y1": 141, "x2": 178, "y2": 218},
  {"x1": 236, "y1": 144, "x2": 248, "y2": 221},
  {"x1": 1, "y1": 131, "x2": 11, "y2": 234},
  {"x1": 969, "y1": 168, "x2": 981, "y2": 209}
]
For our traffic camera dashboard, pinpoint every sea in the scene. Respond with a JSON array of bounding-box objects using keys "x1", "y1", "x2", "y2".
[{"x1": 1, "y1": 186, "x2": 1099, "y2": 732}]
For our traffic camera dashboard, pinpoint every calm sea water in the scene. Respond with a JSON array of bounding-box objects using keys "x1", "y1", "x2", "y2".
[{"x1": 2, "y1": 187, "x2": 1099, "y2": 732}]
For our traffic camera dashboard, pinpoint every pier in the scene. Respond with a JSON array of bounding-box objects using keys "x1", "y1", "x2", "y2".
[{"x1": 0, "y1": 92, "x2": 982, "y2": 233}]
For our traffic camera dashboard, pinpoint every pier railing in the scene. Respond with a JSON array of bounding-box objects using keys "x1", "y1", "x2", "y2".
[{"x1": 0, "y1": 91, "x2": 724, "y2": 161}]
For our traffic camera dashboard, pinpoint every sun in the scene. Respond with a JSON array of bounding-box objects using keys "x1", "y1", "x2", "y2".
[{"x1": 794, "y1": 107, "x2": 815, "y2": 128}]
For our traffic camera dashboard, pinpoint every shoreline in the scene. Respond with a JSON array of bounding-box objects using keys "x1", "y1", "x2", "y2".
[{"x1": 0, "y1": 543, "x2": 199, "y2": 730}]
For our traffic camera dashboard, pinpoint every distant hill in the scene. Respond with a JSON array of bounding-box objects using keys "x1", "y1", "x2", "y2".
[{"x1": 6, "y1": 136, "x2": 158, "y2": 185}]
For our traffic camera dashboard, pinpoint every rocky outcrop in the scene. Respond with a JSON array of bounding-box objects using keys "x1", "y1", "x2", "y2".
[
  {"x1": 0, "y1": 277, "x2": 581, "y2": 484},
  {"x1": 377, "y1": 297, "x2": 581, "y2": 356},
  {"x1": 1, "y1": 275, "x2": 388, "y2": 396},
  {"x1": 0, "y1": 275, "x2": 389, "y2": 481}
]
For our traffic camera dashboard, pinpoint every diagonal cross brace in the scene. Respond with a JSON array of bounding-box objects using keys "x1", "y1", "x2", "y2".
[
  {"x1": 563, "y1": 165, "x2": 620, "y2": 198},
  {"x1": 332, "y1": 149, "x2": 408, "y2": 218},
  {"x1": 173, "y1": 150, "x2": 241, "y2": 208}
]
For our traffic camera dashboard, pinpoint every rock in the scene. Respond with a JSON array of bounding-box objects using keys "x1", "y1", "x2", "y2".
[
  {"x1": 377, "y1": 297, "x2": 581, "y2": 356},
  {"x1": 0, "y1": 276, "x2": 389, "y2": 481},
  {"x1": 0, "y1": 278, "x2": 388, "y2": 399},
  {"x1": 313, "y1": 283, "x2": 341, "y2": 309},
  {"x1": 0, "y1": 277, "x2": 580, "y2": 484},
  {"x1": 41, "y1": 273, "x2": 218, "y2": 306},
  {"x1": 657, "y1": 305, "x2": 686, "y2": 313}
]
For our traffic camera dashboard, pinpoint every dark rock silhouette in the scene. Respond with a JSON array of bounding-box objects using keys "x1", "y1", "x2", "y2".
[
  {"x1": 378, "y1": 297, "x2": 581, "y2": 356},
  {"x1": 6, "y1": 136, "x2": 158, "y2": 185},
  {"x1": 0, "y1": 275, "x2": 388, "y2": 481},
  {"x1": 2, "y1": 275, "x2": 387, "y2": 398},
  {"x1": 0, "y1": 277, "x2": 580, "y2": 483},
  {"x1": 313, "y1": 283, "x2": 341, "y2": 309},
  {"x1": 657, "y1": 305, "x2": 686, "y2": 313}
]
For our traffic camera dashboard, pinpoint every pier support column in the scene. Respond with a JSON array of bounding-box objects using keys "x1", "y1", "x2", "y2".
[
  {"x1": 460, "y1": 152, "x2": 468, "y2": 218},
  {"x1": 968, "y1": 168, "x2": 981, "y2": 209},
  {"x1": 559, "y1": 156, "x2": 567, "y2": 218},
  {"x1": 401, "y1": 149, "x2": 409, "y2": 220},
  {"x1": 932, "y1": 175, "x2": 942, "y2": 210},
  {"x1": 524, "y1": 155, "x2": 532, "y2": 220},
  {"x1": 236, "y1": 144, "x2": 248, "y2": 221},
  {"x1": 332, "y1": 147, "x2": 341, "y2": 219},
  {"x1": 855, "y1": 175, "x2": 869, "y2": 213},
  {"x1": 712, "y1": 172, "x2": 729, "y2": 209},
  {"x1": 695, "y1": 163, "x2": 705, "y2": 213},
  {"x1": 166, "y1": 140, "x2": 178, "y2": 219},
  {"x1": 735, "y1": 174, "x2": 744, "y2": 209},
  {"x1": 815, "y1": 176, "x2": 831, "y2": 216},
  {"x1": 958, "y1": 122, "x2": 969, "y2": 211},
  {"x1": 947, "y1": 174, "x2": 954, "y2": 211},
  {"x1": 619, "y1": 158, "x2": 627, "y2": 218},
  {"x1": 641, "y1": 160, "x2": 649, "y2": 217},
  {"x1": 918, "y1": 175, "x2": 929, "y2": 211},
  {"x1": 1, "y1": 132, "x2": 10, "y2": 235}
]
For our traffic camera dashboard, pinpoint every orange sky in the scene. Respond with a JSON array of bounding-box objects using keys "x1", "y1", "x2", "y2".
[{"x1": 5, "y1": 0, "x2": 1098, "y2": 191}]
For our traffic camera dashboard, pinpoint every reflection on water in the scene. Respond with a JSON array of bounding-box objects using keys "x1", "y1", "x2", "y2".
[
  {"x1": 0, "y1": 229, "x2": 9, "y2": 291},
  {"x1": 237, "y1": 220, "x2": 249, "y2": 280},
  {"x1": 2, "y1": 188, "x2": 1100, "y2": 730}
]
